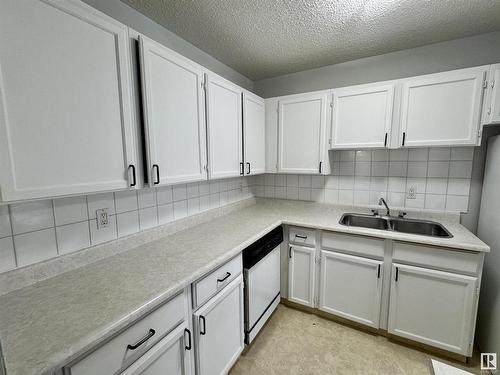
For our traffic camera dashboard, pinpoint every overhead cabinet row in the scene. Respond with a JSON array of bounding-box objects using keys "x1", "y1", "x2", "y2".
[
  {"x1": 0, "y1": 0, "x2": 265, "y2": 202},
  {"x1": 266, "y1": 64, "x2": 500, "y2": 173}
]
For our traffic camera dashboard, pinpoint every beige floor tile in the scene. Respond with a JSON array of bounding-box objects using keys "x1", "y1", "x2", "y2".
[{"x1": 230, "y1": 304, "x2": 485, "y2": 375}]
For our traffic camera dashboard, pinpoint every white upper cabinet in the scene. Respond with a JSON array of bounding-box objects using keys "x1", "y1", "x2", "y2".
[
  {"x1": 0, "y1": 0, "x2": 136, "y2": 201},
  {"x1": 483, "y1": 63, "x2": 500, "y2": 125},
  {"x1": 330, "y1": 82, "x2": 395, "y2": 149},
  {"x1": 206, "y1": 74, "x2": 243, "y2": 179},
  {"x1": 264, "y1": 98, "x2": 279, "y2": 173},
  {"x1": 399, "y1": 66, "x2": 488, "y2": 147},
  {"x1": 138, "y1": 35, "x2": 207, "y2": 186},
  {"x1": 242, "y1": 92, "x2": 266, "y2": 175},
  {"x1": 278, "y1": 92, "x2": 328, "y2": 174},
  {"x1": 388, "y1": 263, "x2": 477, "y2": 355}
]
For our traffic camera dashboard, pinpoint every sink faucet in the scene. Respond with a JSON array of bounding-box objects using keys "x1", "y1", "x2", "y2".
[{"x1": 378, "y1": 198, "x2": 390, "y2": 216}]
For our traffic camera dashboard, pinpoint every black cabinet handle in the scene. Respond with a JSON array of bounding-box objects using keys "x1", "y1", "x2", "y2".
[
  {"x1": 217, "y1": 272, "x2": 231, "y2": 283},
  {"x1": 395, "y1": 267, "x2": 399, "y2": 282},
  {"x1": 384, "y1": 133, "x2": 388, "y2": 147},
  {"x1": 402, "y1": 132, "x2": 406, "y2": 146},
  {"x1": 200, "y1": 316, "x2": 206, "y2": 335},
  {"x1": 246, "y1": 162, "x2": 251, "y2": 175},
  {"x1": 184, "y1": 328, "x2": 192, "y2": 350},
  {"x1": 289, "y1": 246, "x2": 292, "y2": 258},
  {"x1": 152, "y1": 164, "x2": 160, "y2": 185},
  {"x1": 319, "y1": 161, "x2": 322, "y2": 173},
  {"x1": 377, "y1": 264, "x2": 381, "y2": 279},
  {"x1": 127, "y1": 328, "x2": 155, "y2": 350},
  {"x1": 239, "y1": 162, "x2": 244, "y2": 176},
  {"x1": 295, "y1": 234, "x2": 307, "y2": 239},
  {"x1": 128, "y1": 164, "x2": 136, "y2": 187}
]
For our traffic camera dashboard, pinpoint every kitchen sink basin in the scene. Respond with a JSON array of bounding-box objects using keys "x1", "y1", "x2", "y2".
[
  {"x1": 339, "y1": 213, "x2": 453, "y2": 238},
  {"x1": 339, "y1": 213, "x2": 389, "y2": 230}
]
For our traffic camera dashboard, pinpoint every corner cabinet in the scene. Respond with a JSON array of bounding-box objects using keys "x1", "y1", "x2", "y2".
[
  {"x1": 319, "y1": 251, "x2": 383, "y2": 328},
  {"x1": 0, "y1": 0, "x2": 137, "y2": 201},
  {"x1": 288, "y1": 245, "x2": 316, "y2": 307},
  {"x1": 388, "y1": 263, "x2": 477, "y2": 355},
  {"x1": 138, "y1": 35, "x2": 207, "y2": 186},
  {"x1": 206, "y1": 74, "x2": 243, "y2": 179},
  {"x1": 242, "y1": 92, "x2": 266, "y2": 175},
  {"x1": 399, "y1": 66, "x2": 488, "y2": 147},
  {"x1": 330, "y1": 82, "x2": 395, "y2": 149},
  {"x1": 194, "y1": 276, "x2": 244, "y2": 375},
  {"x1": 278, "y1": 92, "x2": 329, "y2": 174}
]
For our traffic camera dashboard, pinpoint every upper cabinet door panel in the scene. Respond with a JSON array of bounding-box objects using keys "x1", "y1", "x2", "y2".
[
  {"x1": 331, "y1": 83, "x2": 395, "y2": 149},
  {"x1": 0, "y1": 0, "x2": 136, "y2": 201},
  {"x1": 206, "y1": 74, "x2": 243, "y2": 179},
  {"x1": 278, "y1": 92, "x2": 328, "y2": 174},
  {"x1": 399, "y1": 66, "x2": 488, "y2": 147},
  {"x1": 139, "y1": 35, "x2": 207, "y2": 186},
  {"x1": 243, "y1": 92, "x2": 265, "y2": 175}
]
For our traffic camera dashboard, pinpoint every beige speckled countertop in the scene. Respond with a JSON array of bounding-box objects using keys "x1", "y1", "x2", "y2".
[{"x1": 0, "y1": 199, "x2": 490, "y2": 375}]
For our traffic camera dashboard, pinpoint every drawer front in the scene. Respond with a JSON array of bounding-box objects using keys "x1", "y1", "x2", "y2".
[
  {"x1": 66, "y1": 291, "x2": 187, "y2": 375},
  {"x1": 322, "y1": 232, "x2": 384, "y2": 259},
  {"x1": 289, "y1": 227, "x2": 316, "y2": 247},
  {"x1": 193, "y1": 254, "x2": 242, "y2": 309},
  {"x1": 392, "y1": 242, "x2": 481, "y2": 275}
]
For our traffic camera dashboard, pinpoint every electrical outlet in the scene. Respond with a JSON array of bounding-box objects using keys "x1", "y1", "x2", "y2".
[
  {"x1": 407, "y1": 186, "x2": 416, "y2": 199},
  {"x1": 96, "y1": 208, "x2": 109, "y2": 229}
]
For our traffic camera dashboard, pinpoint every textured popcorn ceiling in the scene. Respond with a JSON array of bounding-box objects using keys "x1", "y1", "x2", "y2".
[{"x1": 123, "y1": 0, "x2": 500, "y2": 80}]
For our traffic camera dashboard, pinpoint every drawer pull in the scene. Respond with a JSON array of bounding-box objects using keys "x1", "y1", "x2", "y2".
[
  {"x1": 295, "y1": 234, "x2": 307, "y2": 239},
  {"x1": 377, "y1": 264, "x2": 381, "y2": 279},
  {"x1": 217, "y1": 272, "x2": 231, "y2": 283},
  {"x1": 200, "y1": 316, "x2": 206, "y2": 335},
  {"x1": 127, "y1": 328, "x2": 156, "y2": 350},
  {"x1": 395, "y1": 267, "x2": 399, "y2": 282},
  {"x1": 184, "y1": 328, "x2": 192, "y2": 350}
]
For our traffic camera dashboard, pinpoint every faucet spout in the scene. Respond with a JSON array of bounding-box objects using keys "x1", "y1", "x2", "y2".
[{"x1": 378, "y1": 198, "x2": 390, "y2": 216}]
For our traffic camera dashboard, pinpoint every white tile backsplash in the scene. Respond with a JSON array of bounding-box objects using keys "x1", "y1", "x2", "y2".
[
  {"x1": 14, "y1": 228, "x2": 57, "y2": 266},
  {"x1": 56, "y1": 222, "x2": 90, "y2": 255},
  {"x1": 53, "y1": 196, "x2": 88, "y2": 226},
  {"x1": 0, "y1": 176, "x2": 253, "y2": 274},
  {"x1": 253, "y1": 147, "x2": 472, "y2": 215},
  {"x1": 10, "y1": 200, "x2": 54, "y2": 235},
  {"x1": 0, "y1": 237, "x2": 16, "y2": 272},
  {"x1": 0, "y1": 205, "x2": 12, "y2": 238}
]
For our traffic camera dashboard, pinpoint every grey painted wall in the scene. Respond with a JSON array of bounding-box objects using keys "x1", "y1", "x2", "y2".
[
  {"x1": 254, "y1": 31, "x2": 500, "y2": 98},
  {"x1": 82, "y1": 0, "x2": 253, "y2": 91}
]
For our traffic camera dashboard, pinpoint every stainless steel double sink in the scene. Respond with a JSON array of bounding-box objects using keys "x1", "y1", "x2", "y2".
[{"x1": 339, "y1": 213, "x2": 453, "y2": 238}]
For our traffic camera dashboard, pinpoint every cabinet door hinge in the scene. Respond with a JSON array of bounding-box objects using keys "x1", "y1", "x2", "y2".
[
  {"x1": 330, "y1": 101, "x2": 333, "y2": 108},
  {"x1": 483, "y1": 80, "x2": 488, "y2": 89},
  {"x1": 328, "y1": 138, "x2": 332, "y2": 145}
]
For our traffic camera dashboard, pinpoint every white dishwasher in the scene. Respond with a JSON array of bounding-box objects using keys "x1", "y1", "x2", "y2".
[{"x1": 243, "y1": 226, "x2": 283, "y2": 344}]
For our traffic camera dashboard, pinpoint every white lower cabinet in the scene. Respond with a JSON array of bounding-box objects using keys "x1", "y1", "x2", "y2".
[
  {"x1": 388, "y1": 263, "x2": 478, "y2": 355},
  {"x1": 194, "y1": 275, "x2": 244, "y2": 375},
  {"x1": 121, "y1": 322, "x2": 193, "y2": 375},
  {"x1": 319, "y1": 251, "x2": 383, "y2": 328},
  {"x1": 288, "y1": 245, "x2": 316, "y2": 307}
]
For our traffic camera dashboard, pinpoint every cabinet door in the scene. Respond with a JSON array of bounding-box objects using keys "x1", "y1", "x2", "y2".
[
  {"x1": 399, "y1": 66, "x2": 488, "y2": 147},
  {"x1": 194, "y1": 276, "x2": 244, "y2": 375},
  {"x1": 278, "y1": 92, "x2": 328, "y2": 174},
  {"x1": 121, "y1": 322, "x2": 193, "y2": 375},
  {"x1": 206, "y1": 74, "x2": 243, "y2": 179},
  {"x1": 319, "y1": 251, "x2": 383, "y2": 328},
  {"x1": 331, "y1": 83, "x2": 395, "y2": 149},
  {"x1": 388, "y1": 263, "x2": 477, "y2": 355},
  {"x1": 139, "y1": 35, "x2": 207, "y2": 186},
  {"x1": 288, "y1": 245, "x2": 316, "y2": 307},
  {"x1": 243, "y1": 92, "x2": 265, "y2": 175},
  {"x1": 0, "y1": 0, "x2": 136, "y2": 201},
  {"x1": 483, "y1": 64, "x2": 500, "y2": 124}
]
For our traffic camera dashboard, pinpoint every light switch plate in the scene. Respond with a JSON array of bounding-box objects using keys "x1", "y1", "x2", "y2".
[{"x1": 96, "y1": 208, "x2": 109, "y2": 229}]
